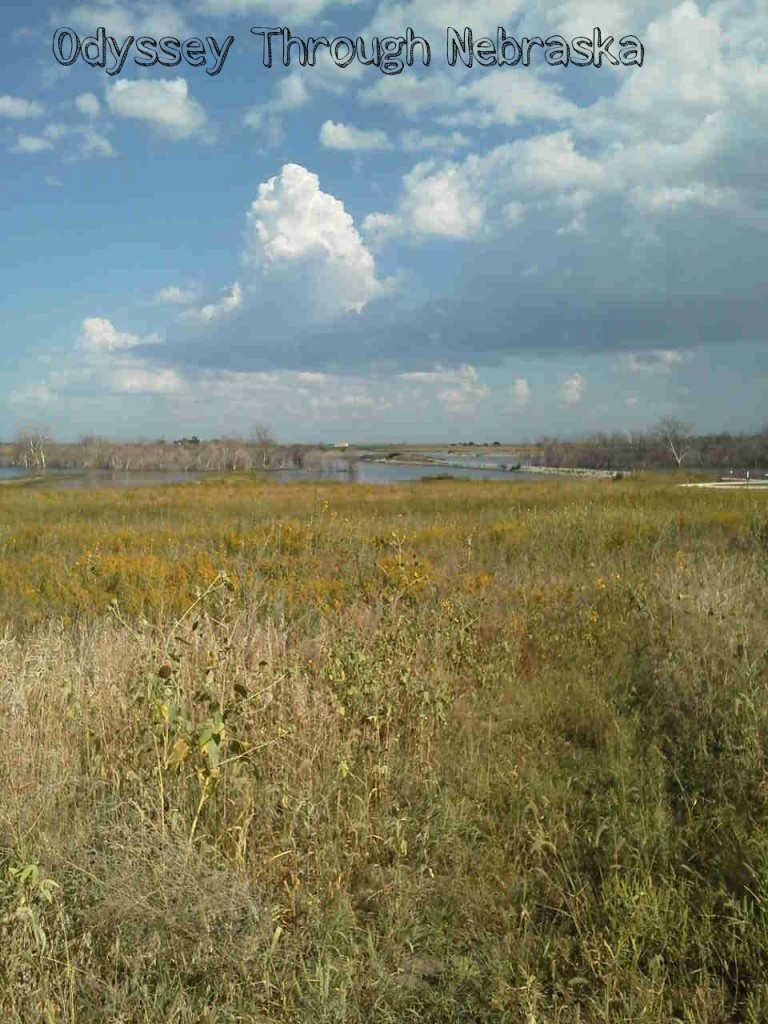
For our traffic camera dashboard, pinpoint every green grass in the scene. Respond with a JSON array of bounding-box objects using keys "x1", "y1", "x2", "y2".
[{"x1": 0, "y1": 475, "x2": 767, "y2": 1021}]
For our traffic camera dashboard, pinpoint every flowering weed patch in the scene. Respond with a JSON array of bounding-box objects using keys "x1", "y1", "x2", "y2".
[{"x1": 0, "y1": 477, "x2": 767, "y2": 1021}]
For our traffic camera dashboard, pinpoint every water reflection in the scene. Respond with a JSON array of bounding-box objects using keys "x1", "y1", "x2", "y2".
[{"x1": 0, "y1": 461, "x2": 527, "y2": 489}]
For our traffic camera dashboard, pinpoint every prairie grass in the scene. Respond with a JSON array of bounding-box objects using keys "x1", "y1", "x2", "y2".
[{"x1": 0, "y1": 475, "x2": 767, "y2": 1021}]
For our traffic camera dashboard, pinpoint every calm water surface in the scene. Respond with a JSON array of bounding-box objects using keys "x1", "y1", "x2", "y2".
[
  {"x1": 0, "y1": 463, "x2": 726, "y2": 489},
  {"x1": 0, "y1": 463, "x2": 530, "y2": 489}
]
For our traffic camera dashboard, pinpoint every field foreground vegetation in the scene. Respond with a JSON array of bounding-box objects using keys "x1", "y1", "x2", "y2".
[{"x1": 1, "y1": 475, "x2": 767, "y2": 1022}]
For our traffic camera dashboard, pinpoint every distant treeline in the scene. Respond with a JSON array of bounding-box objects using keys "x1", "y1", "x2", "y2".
[
  {"x1": 524, "y1": 427, "x2": 768, "y2": 471},
  {"x1": 4, "y1": 424, "x2": 767, "y2": 473},
  {"x1": 0, "y1": 433, "x2": 359, "y2": 473}
]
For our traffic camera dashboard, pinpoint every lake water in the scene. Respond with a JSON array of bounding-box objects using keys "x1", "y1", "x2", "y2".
[
  {"x1": 0, "y1": 462, "x2": 533, "y2": 489},
  {"x1": 274, "y1": 462, "x2": 523, "y2": 484},
  {"x1": 0, "y1": 462, "x2": 728, "y2": 490}
]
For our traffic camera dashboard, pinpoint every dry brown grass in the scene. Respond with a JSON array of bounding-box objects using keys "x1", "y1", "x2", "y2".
[{"x1": 0, "y1": 476, "x2": 767, "y2": 1021}]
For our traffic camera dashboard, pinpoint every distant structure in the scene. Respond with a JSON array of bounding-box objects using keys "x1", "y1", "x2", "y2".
[
  {"x1": 333, "y1": 441, "x2": 350, "y2": 449},
  {"x1": 173, "y1": 436, "x2": 201, "y2": 447}
]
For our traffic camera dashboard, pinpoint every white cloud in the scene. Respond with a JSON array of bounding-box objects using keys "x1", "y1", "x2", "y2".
[
  {"x1": 616, "y1": 350, "x2": 693, "y2": 374},
  {"x1": 195, "y1": 0, "x2": 359, "y2": 19},
  {"x1": 245, "y1": 163, "x2": 389, "y2": 316},
  {"x1": 502, "y1": 132, "x2": 606, "y2": 193},
  {"x1": 319, "y1": 120, "x2": 392, "y2": 152},
  {"x1": 106, "y1": 79, "x2": 207, "y2": 140},
  {"x1": 109, "y1": 364, "x2": 182, "y2": 394},
  {"x1": 437, "y1": 366, "x2": 489, "y2": 414},
  {"x1": 631, "y1": 183, "x2": 739, "y2": 213},
  {"x1": 79, "y1": 318, "x2": 145, "y2": 351},
  {"x1": 363, "y1": 0, "x2": 521, "y2": 47},
  {"x1": 189, "y1": 282, "x2": 243, "y2": 323},
  {"x1": 11, "y1": 121, "x2": 115, "y2": 160},
  {"x1": 399, "y1": 364, "x2": 489, "y2": 414},
  {"x1": 592, "y1": 2, "x2": 727, "y2": 137},
  {"x1": 509, "y1": 378, "x2": 531, "y2": 408},
  {"x1": 79, "y1": 128, "x2": 116, "y2": 158},
  {"x1": 75, "y1": 92, "x2": 101, "y2": 117},
  {"x1": 366, "y1": 131, "x2": 606, "y2": 241},
  {"x1": 400, "y1": 130, "x2": 470, "y2": 153},
  {"x1": 361, "y1": 72, "x2": 461, "y2": 116},
  {"x1": 364, "y1": 159, "x2": 486, "y2": 240},
  {"x1": 454, "y1": 73, "x2": 579, "y2": 127},
  {"x1": 9, "y1": 383, "x2": 54, "y2": 405},
  {"x1": 0, "y1": 95, "x2": 44, "y2": 118},
  {"x1": 274, "y1": 73, "x2": 309, "y2": 110},
  {"x1": 364, "y1": 2, "x2": 768, "y2": 245},
  {"x1": 31, "y1": 316, "x2": 176, "y2": 404},
  {"x1": 63, "y1": 0, "x2": 192, "y2": 39},
  {"x1": 243, "y1": 72, "x2": 309, "y2": 132},
  {"x1": 13, "y1": 135, "x2": 54, "y2": 154},
  {"x1": 503, "y1": 202, "x2": 525, "y2": 226},
  {"x1": 561, "y1": 373, "x2": 585, "y2": 404},
  {"x1": 155, "y1": 285, "x2": 197, "y2": 304}
]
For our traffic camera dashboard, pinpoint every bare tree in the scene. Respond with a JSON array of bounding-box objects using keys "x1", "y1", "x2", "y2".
[
  {"x1": 655, "y1": 417, "x2": 693, "y2": 468},
  {"x1": 251, "y1": 423, "x2": 276, "y2": 469},
  {"x1": 14, "y1": 427, "x2": 51, "y2": 469}
]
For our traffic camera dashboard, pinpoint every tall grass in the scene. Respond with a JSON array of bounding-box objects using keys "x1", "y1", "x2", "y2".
[{"x1": 0, "y1": 476, "x2": 767, "y2": 1021}]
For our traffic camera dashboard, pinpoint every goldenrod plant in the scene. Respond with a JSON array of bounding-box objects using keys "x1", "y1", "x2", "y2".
[{"x1": 0, "y1": 475, "x2": 767, "y2": 1021}]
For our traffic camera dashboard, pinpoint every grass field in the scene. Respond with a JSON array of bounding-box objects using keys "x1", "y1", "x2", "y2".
[{"x1": 1, "y1": 475, "x2": 767, "y2": 1022}]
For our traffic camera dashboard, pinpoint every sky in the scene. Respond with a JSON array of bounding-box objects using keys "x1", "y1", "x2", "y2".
[{"x1": 1, "y1": 0, "x2": 767, "y2": 443}]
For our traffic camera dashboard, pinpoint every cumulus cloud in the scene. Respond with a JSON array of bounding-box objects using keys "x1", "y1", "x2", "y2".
[
  {"x1": 106, "y1": 79, "x2": 207, "y2": 140},
  {"x1": 561, "y1": 373, "x2": 585, "y2": 404},
  {"x1": 155, "y1": 285, "x2": 198, "y2": 305},
  {"x1": 79, "y1": 318, "x2": 159, "y2": 352},
  {"x1": 34, "y1": 1, "x2": 768, "y2": 394},
  {"x1": 437, "y1": 366, "x2": 489, "y2": 414},
  {"x1": 75, "y1": 93, "x2": 101, "y2": 117},
  {"x1": 109, "y1": 364, "x2": 182, "y2": 394},
  {"x1": 361, "y1": 72, "x2": 462, "y2": 116},
  {"x1": 364, "y1": 159, "x2": 487, "y2": 240},
  {"x1": 243, "y1": 72, "x2": 309, "y2": 140},
  {"x1": 190, "y1": 282, "x2": 243, "y2": 323},
  {"x1": 319, "y1": 120, "x2": 392, "y2": 152},
  {"x1": 24, "y1": 316, "x2": 181, "y2": 412},
  {"x1": 631, "y1": 183, "x2": 739, "y2": 214},
  {"x1": 33, "y1": 315, "x2": 182, "y2": 403},
  {"x1": 399, "y1": 365, "x2": 489, "y2": 414},
  {"x1": 363, "y1": 0, "x2": 521, "y2": 39},
  {"x1": 616, "y1": 350, "x2": 693, "y2": 374},
  {"x1": 400, "y1": 130, "x2": 470, "y2": 153},
  {"x1": 195, "y1": 0, "x2": 359, "y2": 20},
  {"x1": 509, "y1": 378, "x2": 532, "y2": 408},
  {"x1": 245, "y1": 163, "x2": 389, "y2": 316},
  {"x1": 77, "y1": 128, "x2": 116, "y2": 158},
  {"x1": 365, "y1": 131, "x2": 606, "y2": 240},
  {"x1": 13, "y1": 135, "x2": 54, "y2": 154},
  {"x1": 11, "y1": 121, "x2": 115, "y2": 160},
  {"x1": 0, "y1": 95, "x2": 44, "y2": 118},
  {"x1": 365, "y1": 2, "x2": 768, "y2": 248},
  {"x1": 11, "y1": 0, "x2": 768, "y2": 440},
  {"x1": 63, "y1": 0, "x2": 192, "y2": 39},
  {"x1": 453, "y1": 74, "x2": 579, "y2": 128}
]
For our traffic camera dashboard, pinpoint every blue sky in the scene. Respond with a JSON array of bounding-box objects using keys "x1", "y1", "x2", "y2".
[{"x1": 1, "y1": 0, "x2": 766, "y2": 442}]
